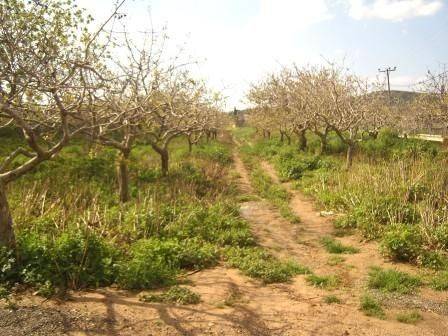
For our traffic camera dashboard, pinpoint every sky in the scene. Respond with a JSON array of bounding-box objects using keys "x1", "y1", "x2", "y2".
[{"x1": 76, "y1": 0, "x2": 448, "y2": 109}]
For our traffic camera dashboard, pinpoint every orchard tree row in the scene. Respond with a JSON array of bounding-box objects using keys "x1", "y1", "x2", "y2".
[
  {"x1": 0, "y1": 0, "x2": 228, "y2": 247},
  {"x1": 246, "y1": 63, "x2": 448, "y2": 167}
]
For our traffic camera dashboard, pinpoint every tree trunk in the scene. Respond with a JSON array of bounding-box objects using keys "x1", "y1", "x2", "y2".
[
  {"x1": 346, "y1": 142, "x2": 354, "y2": 170},
  {"x1": 161, "y1": 150, "x2": 169, "y2": 176},
  {"x1": 298, "y1": 129, "x2": 307, "y2": 151},
  {"x1": 319, "y1": 135, "x2": 327, "y2": 154},
  {"x1": 188, "y1": 137, "x2": 193, "y2": 154},
  {"x1": 152, "y1": 144, "x2": 170, "y2": 176},
  {"x1": 0, "y1": 181, "x2": 15, "y2": 248},
  {"x1": 117, "y1": 150, "x2": 130, "y2": 203}
]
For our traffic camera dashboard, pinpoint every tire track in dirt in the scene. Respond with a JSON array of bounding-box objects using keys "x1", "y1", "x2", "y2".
[
  {"x1": 231, "y1": 152, "x2": 448, "y2": 335},
  {"x1": 2, "y1": 153, "x2": 447, "y2": 336}
]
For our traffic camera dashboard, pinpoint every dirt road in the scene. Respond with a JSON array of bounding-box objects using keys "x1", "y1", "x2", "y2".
[{"x1": 1, "y1": 152, "x2": 447, "y2": 336}]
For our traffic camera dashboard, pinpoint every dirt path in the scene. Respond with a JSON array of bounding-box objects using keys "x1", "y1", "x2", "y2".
[{"x1": 1, "y1": 152, "x2": 448, "y2": 336}]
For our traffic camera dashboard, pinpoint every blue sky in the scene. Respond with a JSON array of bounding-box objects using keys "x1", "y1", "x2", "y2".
[{"x1": 77, "y1": 0, "x2": 447, "y2": 108}]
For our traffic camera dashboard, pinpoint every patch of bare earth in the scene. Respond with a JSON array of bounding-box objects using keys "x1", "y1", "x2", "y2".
[{"x1": 1, "y1": 153, "x2": 447, "y2": 336}]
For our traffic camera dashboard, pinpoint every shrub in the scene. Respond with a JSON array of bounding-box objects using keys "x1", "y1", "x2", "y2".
[
  {"x1": 18, "y1": 231, "x2": 120, "y2": 290},
  {"x1": 224, "y1": 247, "x2": 309, "y2": 283},
  {"x1": 52, "y1": 232, "x2": 120, "y2": 288},
  {"x1": 430, "y1": 271, "x2": 448, "y2": 291},
  {"x1": 0, "y1": 246, "x2": 18, "y2": 286},
  {"x1": 419, "y1": 251, "x2": 448, "y2": 270},
  {"x1": 194, "y1": 142, "x2": 232, "y2": 165},
  {"x1": 368, "y1": 267, "x2": 421, "y2": 294},
  {"x1": 141, "y1": 286, "x2": 201, "y2": 305},
  {"x1": 17, "y1": 232, "x2": 55, "y2": 289},
  {"x1": 275, "y1": 152, "x2": 333, "y2": 181},
  {"x1": 380, "y1": 224, "x2": 422, "y2": 262},
  {"x1": 117, "y1": 239, "x2": 179, "y2": 290},
  {"x1": 175, "y1": 238, "x2": 219, "y2": 270},
  {"x1": 360, "y1": 294, "x2": 385, "y2": 319},
  {"x1": 321, "y1": 237, "x2": 359, "y2": 254},
  {"x1": 167, "y1": 202, "x2": 255, "y2": 247},
  {"x1": 117, "y1": 237, "x2": 219, "y2": 290}
]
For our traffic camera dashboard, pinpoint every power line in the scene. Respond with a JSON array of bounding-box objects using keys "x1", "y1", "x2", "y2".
[{"x1": 378, "y1": 66, "x2": 397, "y2": 100}]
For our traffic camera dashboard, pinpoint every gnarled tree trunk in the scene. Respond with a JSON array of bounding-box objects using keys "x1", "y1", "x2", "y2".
[
  {"x1": 151, "y1": 144, "x2": 170, "y2": 176},
  {"x1": 117, "y1": 150, "x2": 130, "y2": 203},
  {"x1": 161, "y1": 150, "x2": 169, "y2": 176},
  {"x1": 0, "y1": 181, "x2": 15, "y2": 248},
  {"x1": 187, "y1": 137, "x2": 193, "y2": 153},
  {"x1": 298, "y1": 129, "x2": 307, "y2": 151},
  {"x1": 346, "y1": 142, "x2": 355, "y2": 170}
]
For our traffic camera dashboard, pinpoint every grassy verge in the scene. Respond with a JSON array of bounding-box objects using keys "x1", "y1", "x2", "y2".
[
  {"x1": 0, "y1": 135, "x2": 303, "y2": 297},
  {"x1": 237, "y1": 142, "x2": 300, "y2": 223},
  {"x1": 235, "y1": 128, "x2": 448, "y2": 286}
]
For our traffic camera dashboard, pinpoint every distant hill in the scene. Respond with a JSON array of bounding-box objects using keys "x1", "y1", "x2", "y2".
[{"x1": 368, "y1": 90, "x2": 423, "y2": 104}]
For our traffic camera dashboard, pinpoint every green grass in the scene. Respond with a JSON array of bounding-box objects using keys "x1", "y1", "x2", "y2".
[
  {"x1": 1, "y1": 135, "x2": 288, "y2": 295},
  {"x1": 306, "y1": 274, "x2": 340, "y2": 289},
  {"x1": 225, "y1": 247, "x2": 310, "y2": 284},
  {"x1": 321, "y1": 236, "x2": 359, "y2": 254},
  {"x1": 327, "y1": 255, "x2": 346, "y2": 266},
  {"x1": 430, "y1": 271, "x2": 448, "y2": 291},
  {"x1": 141, "y1": 286, "x2": 201, "y2": 305},
  {"x1": 249, "y1": 167, "x2": 300, "y2": 223},
  {"x1": 253, "y1": 130, "x2": 447, "y2": 269},
  {"x1": 360, "y1": 294, "x2": 385, "y2": 319},
  {"x1": 324, "y1": 295, "x2": 341, "y2": 304},
  {"x1": 396, "y1": 311, "x2": 423, "y2": 324},
  {"x1": 368, "y1": 267, "x2": 422, "y2": 294}
]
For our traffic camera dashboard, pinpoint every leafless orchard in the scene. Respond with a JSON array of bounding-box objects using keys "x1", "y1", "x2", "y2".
[
  {"x1": 0, "y1": 0, "x2": 229, "y2": 246},
  {"x1": 247, "y1": 63, "x2": 448, "y2": 168}
]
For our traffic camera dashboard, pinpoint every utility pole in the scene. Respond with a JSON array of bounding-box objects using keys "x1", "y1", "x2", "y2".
[{"x1": 378, "y1": 66, "x2": 397, "y2": 101}]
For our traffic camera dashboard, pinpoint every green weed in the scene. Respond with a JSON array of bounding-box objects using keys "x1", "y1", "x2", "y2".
[
  {"x1": 368, "y1": 267, "x2": 422, "y2": 294},
  {"x1": 225, "y1": 247, "x2": 310, "y2": 284},
  {"x1": 430, "y1": 271, "x2": 448, "y2": 291},
  {"x1": 324, "y1": 295, "x2": 341, "y2": 304},
  {"x1": 321, "y1": 237, "x2": 359, "y2": 254},
  {"x1": 396, "y1": 311, "x2": 423, "y2": 324},
  {"x1": 360, "y1": 294, "x2": 385, "y2": 319},
  {"x1": 141, "y1": 286, "x2": 200, "y2": 305},
  {"x1": 306, "y1": 274, "x2": 340, "y2": 289}
]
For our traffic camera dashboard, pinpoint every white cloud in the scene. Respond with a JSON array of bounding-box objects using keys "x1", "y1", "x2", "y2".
[
  {"x1": 150, "y1": 0, "x2": 333, "y2": 108},
  {"x1": 75, "y1": 0, "x2": 333, "y2": 108},
  {"x1": 347, "y1": 0, "x2": 443, "y2": 21}
]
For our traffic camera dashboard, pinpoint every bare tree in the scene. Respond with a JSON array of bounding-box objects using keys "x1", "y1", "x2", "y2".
[
  {"x1": 0, "y1": 0, "x2": 124, "y2": 246},
  {"x1": 144, "y1": 72, "x2": 215, "y2": 175},
  {"x1": 417, "y1": 67, "x2": 448, "y2": 136},
  {"x1": 84, "y1": 28, "x2": 166, "y2": 203}
]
